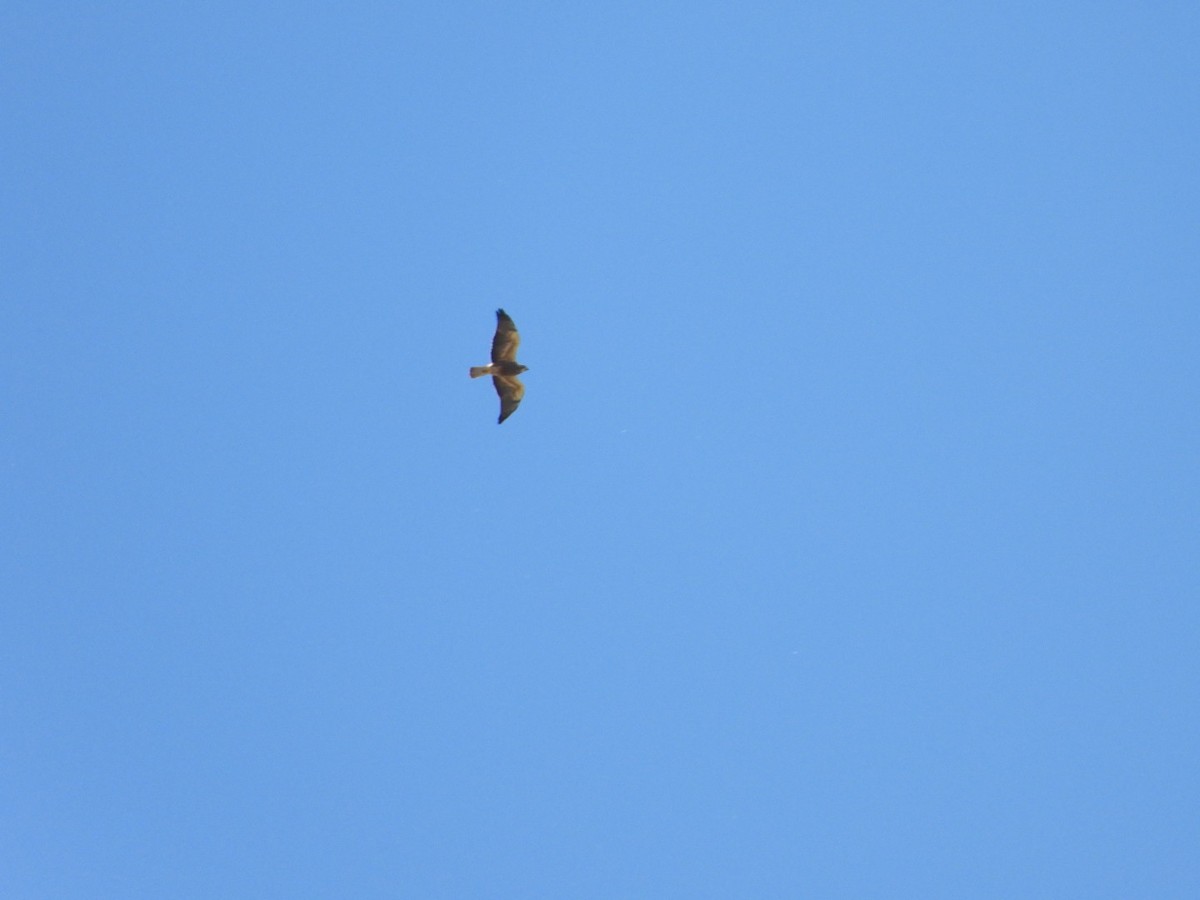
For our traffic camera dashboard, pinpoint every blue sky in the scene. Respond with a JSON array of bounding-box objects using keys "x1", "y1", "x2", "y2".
[{"x1": 3, "y1": 2, "x2": 1198, "y2": 897}]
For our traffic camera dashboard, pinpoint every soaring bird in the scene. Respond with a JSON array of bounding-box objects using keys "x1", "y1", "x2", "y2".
[{"x1": 469, "y1": 309, "x2": 528, "y2": 424}]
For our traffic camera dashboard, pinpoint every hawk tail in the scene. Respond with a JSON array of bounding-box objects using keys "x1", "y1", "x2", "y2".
[{"x1": 469, "y1": 366, "x2": 492, "y2": 378}]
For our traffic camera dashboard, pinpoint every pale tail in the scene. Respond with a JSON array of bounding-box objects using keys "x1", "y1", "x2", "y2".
[{"x1": 469, "y1": 366, "x2": 492, "y2": 378}]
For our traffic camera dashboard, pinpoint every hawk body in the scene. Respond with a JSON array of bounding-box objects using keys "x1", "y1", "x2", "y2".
[{"x1": 469, "y1": 309, "x2": 528, "y2": 423}]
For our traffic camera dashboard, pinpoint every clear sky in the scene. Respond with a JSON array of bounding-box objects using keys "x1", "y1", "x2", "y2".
[{"x1": 3, "y1": 3, "x2": 1198, "y2": 897}]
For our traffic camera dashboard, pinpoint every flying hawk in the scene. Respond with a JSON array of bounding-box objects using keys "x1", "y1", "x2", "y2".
[{"x1": 469, "y1": 309, "x2": 528, "y2": 424}]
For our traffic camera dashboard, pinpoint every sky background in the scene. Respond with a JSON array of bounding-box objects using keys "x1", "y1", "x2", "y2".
[{"x1": 3, "y1": 2, "x2": 1198, "y2": 897}]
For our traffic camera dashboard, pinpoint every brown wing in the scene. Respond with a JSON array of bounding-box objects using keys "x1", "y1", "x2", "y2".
[
  {"x1": 491, "y1": 309, "x2": 520, "y2": 363},
  {"x1": 493, "y1": 375, "x2": 525, "y2": 424}
]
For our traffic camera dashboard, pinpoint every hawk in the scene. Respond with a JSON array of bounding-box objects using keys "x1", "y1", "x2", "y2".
[{"x1": 469, "y1": 309, "x2": 529, "y2": 424}]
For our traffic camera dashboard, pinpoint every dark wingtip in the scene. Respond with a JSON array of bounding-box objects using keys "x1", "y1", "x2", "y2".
[{"x1": 496, "y1": 308, "x2": 507, "y2": 318}]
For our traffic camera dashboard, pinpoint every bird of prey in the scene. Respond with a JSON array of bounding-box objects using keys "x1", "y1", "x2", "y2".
[{"x1": 469, "y1": 309, "x2": 529, "y2": 424}]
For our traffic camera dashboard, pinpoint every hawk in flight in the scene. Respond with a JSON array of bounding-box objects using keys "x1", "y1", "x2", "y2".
[{"x1": 469, "y1": 309, "x2": 528, "y2": 424}]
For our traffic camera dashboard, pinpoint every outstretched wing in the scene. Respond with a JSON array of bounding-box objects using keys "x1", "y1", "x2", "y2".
[
  {"x1": 491, "y1": 309, "x2": 520, "y2": 363},
  {"x1": 493, "y1": 375, "x2": 525, "y2": 424}
]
